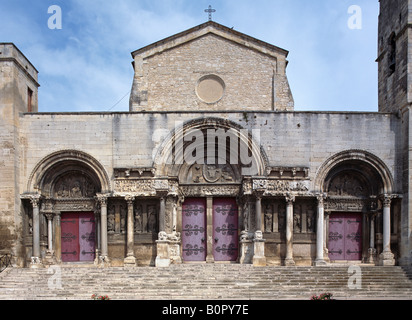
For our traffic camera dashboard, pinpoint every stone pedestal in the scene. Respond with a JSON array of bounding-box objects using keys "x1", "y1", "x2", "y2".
[
  {"x1": 252, "y1": 231, "x2": 266, "y2": 267},
  {"x1": 155, "y1": 240, "x2": 171, "y2": 267},
  {"x1": 379, "y1": 250, "x2": 395, "y2": 266},
  {"x1": 239, "y1": 231, "x2": 253, "y2": 264},
  {"x1": 155, "y1": 232, "x2": 182, "y2": 267}
]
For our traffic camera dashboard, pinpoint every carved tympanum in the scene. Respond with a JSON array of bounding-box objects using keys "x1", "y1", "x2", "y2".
[{"x1": 54, "y1": 173, "x2": 97, "y2": 199}]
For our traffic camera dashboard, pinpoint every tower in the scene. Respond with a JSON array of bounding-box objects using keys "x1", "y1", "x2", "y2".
[
  {"x1": 0, "y1": 43, "x2": 39, "y2": 265},
  {"x1": 377, "y1": 0, "x2": 412, "y2": 265}
]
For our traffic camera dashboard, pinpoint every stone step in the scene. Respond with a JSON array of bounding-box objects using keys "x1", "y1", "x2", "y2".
[{"x1": 1, "y1": 265, "x2": 411, "y2": 300}]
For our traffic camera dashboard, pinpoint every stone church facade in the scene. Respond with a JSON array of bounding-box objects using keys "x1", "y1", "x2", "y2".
[{"x1": 1, "y1": 0, "x2": 411, "y2": 268}]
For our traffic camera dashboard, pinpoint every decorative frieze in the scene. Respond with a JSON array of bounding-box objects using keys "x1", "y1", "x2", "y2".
[
  {"x1": 324, "y1": 197, "x2": 369, "y2": 212},
  {"x1": 180, "y1": 185, "x2": 240, "y2": 197},
  {"x1": 113, "y1": 179, "x2": 156, "y2": 195}
]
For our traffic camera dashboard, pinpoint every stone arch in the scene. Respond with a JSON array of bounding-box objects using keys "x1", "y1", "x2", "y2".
[
  {"x1": 153, "y1": 117, "x2": 268, "y2": 179},
  {"x1": 27, "y1": 150, "x2": 111, "y2": 196},
  {"x1": 314, "y1": 150, "x2": 394, "y2": 195}
]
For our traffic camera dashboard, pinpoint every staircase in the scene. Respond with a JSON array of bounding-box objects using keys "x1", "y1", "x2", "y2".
[{"x1": 0, "y1": 264, "x2": 411, "y2": 300}]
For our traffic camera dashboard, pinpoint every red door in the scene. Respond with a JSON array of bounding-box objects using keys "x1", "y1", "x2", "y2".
[
  {"x1": 213, "y1": 198, "x2": 239, "y2": 262},
  {"x1": 61, "y1": 212, "x2": 95, "y2": 262},
  {"x1": 182, "y1": 199, "x2": 206, "y2": 262},
  {"x1": 328, "y1": 213, "x2": 362, "y2": 261}
]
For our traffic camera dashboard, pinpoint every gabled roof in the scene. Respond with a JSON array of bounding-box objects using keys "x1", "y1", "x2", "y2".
[{"x1": 131, "y1": 21, "x2": 289, "y2": 59}]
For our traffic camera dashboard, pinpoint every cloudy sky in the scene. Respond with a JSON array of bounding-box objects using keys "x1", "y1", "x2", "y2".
[{"x1": 1, "y1": 0, "x2": 379, "y2": 112}]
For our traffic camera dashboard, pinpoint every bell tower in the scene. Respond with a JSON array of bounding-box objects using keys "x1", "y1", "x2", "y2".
[
  {"x1": 377, "y1": 0, "x2": 412, "y2": 266},
  {"x1": 0, "y1": 43, "x2": 39, "y2": 265},
  {"x1": 377, "y1": 0, "x2": 411, "y2": 113}
]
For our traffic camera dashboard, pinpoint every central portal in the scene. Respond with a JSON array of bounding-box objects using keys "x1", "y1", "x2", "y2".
[
  {"x1": 182, "y1": 198, "x2": 239, "y2": 262},
  {"x1": 61, "y1": 212, "x2": 96, "y2": 263}
]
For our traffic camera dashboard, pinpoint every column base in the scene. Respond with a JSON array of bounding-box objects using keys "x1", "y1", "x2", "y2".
[
  {"x1": 30, "y1": 257, "x2": 44, "y2": 268},
  {"x1": 284, "y1": 258, "x2": 295, "y2": 266},
  {"x1": 314, "y1": 259, "x2": 328, "y2": 266},
  {"x1": 367, "y1": 248, "x2": 377, "y2": 264},
  {"x1": 379, "y1": 250, "x2": 395, "y2": 266},
  {"x1": 124, "y1": 255, "x2": 136, "y2": 267},
  {"x1": 97, "y1": 255, "x2": 110, "y2": 268}
]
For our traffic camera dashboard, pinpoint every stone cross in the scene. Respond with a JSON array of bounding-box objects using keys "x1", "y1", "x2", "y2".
[{"x1": 204, "y1": 5, "x2": 216, "y2": 21}]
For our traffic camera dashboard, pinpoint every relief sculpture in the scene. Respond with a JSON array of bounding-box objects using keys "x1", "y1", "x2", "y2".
[{"x1": 54, "y1": 173, "x2": 97, "y2": 198}]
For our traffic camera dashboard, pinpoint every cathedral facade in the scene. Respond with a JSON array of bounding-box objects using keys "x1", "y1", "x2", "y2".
[{"x1": 1, "y1": 0, "x2": 411, "y2": 268}]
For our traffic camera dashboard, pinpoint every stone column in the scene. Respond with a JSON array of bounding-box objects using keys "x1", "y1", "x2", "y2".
[
  {"x1": 368, "y1": 213, "x2": 377, "y2": 264},
  {"x1": 54, "y1": 213, "x2": 61, "y2": 263},
  {"x1": 315, "y1": 194, "x2": 327, "y2": 266},
  {"x1": 253, "y1": 193, "x2": 266, "y2": 266},
  {"x1": 30, "y1": 195, "x2": 43, "y2": 268},
  {"x1": 379, "y1": 195, "x2": 395, "y2": 266},
  {"x1": 96, "y1": 194, "x2": 109, "y2": 265},
  {"x1": 156, "y1": 194, "x2": 170, "y2": 267},
  {"x1": 45, "y1": 213, "x2": 53, "y2": 253},
  {"x1": 284, "y1": 194, "x2": 295, "y2": 266},
  {"x1": 124, "y1": 196, "x2": 136, "y2": 266},
  {"x1": 206, "y1": 197, "x2": 214, "y2": 263}
]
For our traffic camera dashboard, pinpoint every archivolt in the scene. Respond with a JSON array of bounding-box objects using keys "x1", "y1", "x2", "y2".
[
  {"x1": 152, "y1": 117, "x2": 268, "y2": 178},
  {"x1": 314, "y1": 150, "x2": 394, "y2": 195},
  {"x1": 26, "y1": 149, "x2": 111, "y2": 195}
]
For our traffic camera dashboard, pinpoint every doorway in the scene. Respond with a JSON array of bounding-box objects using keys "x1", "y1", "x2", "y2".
[
  {"x1": 61, "y1": 212, "x2": 96, "y2": 262},
  {"x1": 328, "y1": 212, "x2": 362, "y2": 261}
]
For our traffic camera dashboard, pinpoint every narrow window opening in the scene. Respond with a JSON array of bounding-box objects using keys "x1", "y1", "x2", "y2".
[
  {"x1": 27, "y1": 87, "x2": 33, "y2": 112},
  {"x1": 388, "y1": 33, "x2": 396, "y2": 75}
]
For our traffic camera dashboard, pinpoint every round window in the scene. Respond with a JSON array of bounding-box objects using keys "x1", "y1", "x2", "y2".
[{"x1": 196, "y1": 75, "x2": 225, "y2": 104}]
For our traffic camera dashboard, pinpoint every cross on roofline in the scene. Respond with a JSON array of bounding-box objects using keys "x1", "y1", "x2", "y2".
[{"x1": 204, "y1": 5, "x2": 216, "y2": 21}]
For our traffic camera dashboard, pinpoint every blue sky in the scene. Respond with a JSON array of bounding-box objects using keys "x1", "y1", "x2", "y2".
[{"x1": 0, "y1": 0, "x2": 379, "y2": 112}]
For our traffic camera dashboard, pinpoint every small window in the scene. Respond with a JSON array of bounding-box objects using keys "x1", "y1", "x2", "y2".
[
  {"x1": 388, "y1": 33, "x2": 396, "y2": 74},
  {"x1": 27, "y1": 87, "x2": 33, "y2": 112}
]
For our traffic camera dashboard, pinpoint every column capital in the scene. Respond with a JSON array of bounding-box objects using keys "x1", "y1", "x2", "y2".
[
  {"x1": 285, "y1": 193, "x2": 295, "y2": 204},
  {"x1": 124, "y1": 195, "x2": 135, "y2": 204},
  {"x1": 28, "y1": 194, "x2": 42, "y2": 208},
  {"x1": 381, "y1": 194, "x2": 394, "y2": 208},
  {"x1": 316, "y1": 193, "x2": 327, "y2": 205},
  {"x1": 95, "y1": 194, "x2": 109, "y2": 206}
]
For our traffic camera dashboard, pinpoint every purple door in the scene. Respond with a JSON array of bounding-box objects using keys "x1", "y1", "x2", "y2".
[
  {"x1": 79, "y1": 212, "x2": 96, "y2": 262},
  {"x1": 61, "y1": 212, "x2": 95, "y2": 262},
  {"x1": 182, "y1": 199, "x2": 206, "y2": 262},
  {"x1": 213, "y1": 198, "x2": 239, "y2": 262},
  {"x1": 328, "y1": 213, "x2": 362, "y2": 261},
  {"x1": 61, "y1": 213, "x2": 80, "y2": 262}
]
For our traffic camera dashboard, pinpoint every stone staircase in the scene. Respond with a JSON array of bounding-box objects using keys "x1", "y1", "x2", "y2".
[{"x1": 0, "y1": 264, "x2": 411, "y2": 300}]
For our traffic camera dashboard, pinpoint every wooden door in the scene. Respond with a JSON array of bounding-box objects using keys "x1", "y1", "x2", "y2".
[
  {"x1": 79, "y1": 212, "x2": 96, "y2": 262},
  {"x1": 61, "y1": 213, "x2": 80, "y2": 262},
  {"x1": 61, "y1": 212, "x2": 95, "y2": 262},
  {"x1": 213, "y1": 198, "x2": 239, "y2": 262},
  {"x1": 328, "y1": 213, "x2": 362, "y2": 261},
  {"x1": 182, "y1": 199, "x2": 206, "y2": 262}
]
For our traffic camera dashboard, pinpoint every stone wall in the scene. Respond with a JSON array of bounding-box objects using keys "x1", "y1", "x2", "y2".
[
  {"x1": 130, "y1": 22, "x2": 294, "y2": 112},
  {"x1": 20, "y1": 111, "x2": 400, "y2": 194},
  {"x1": 0, "y1": 44, "x2": 39, "y2": 265}
]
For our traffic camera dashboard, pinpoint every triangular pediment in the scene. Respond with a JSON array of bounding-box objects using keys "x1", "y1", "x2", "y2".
[{"x1": 131, "y1": 21, "x2": 289, "y2": 60}]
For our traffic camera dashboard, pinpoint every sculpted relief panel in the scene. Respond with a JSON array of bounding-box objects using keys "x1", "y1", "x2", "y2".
[
  {"x1": 54, "y1": 173, "x2": 97, "y2": 199},
  {"x1": 328, "y1": 173, "x2": 368, "y2": 197}
]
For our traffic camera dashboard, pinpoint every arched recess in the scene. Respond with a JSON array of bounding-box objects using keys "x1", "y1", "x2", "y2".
[
  {"x1": 27, "y1": 149, "x2": 111, "y2": 196},
  {"x1": 153, "y1": 117, "x2": 268, "y2": 179},
  {"x1": 314, "y1": 150, "x2": 394, "y2": 195}
]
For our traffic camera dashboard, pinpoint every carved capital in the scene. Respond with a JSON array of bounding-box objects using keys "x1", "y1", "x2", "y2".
[
  {"x1": 316, "y1": 193, "x2": 327, "y2": 206},
  {"x1": 285, "y1": 193, "x2": 295, "y2": 205},
  {"x1": 124, "y1": 195, "x2": 135, "y2": 205},
  {"x1": 381, "y1": 194, "x2": 393, "y2": 208},
  {"x1": 95, "y1": 194, "x2": 108, "y2": 206},
  {"x1": 30, "y1": 194, "x2": 42, "y2": 208}
]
